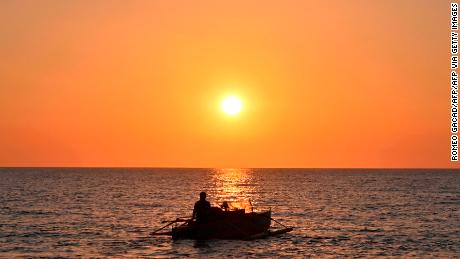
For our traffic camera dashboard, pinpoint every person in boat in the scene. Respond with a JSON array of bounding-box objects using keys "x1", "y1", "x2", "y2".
[
  {"x1": 221, "y1": 201, "x2": 229, "y2": 211},
  {"x1": 192, "y1": 192, "x2": 211, "y2": 224}
]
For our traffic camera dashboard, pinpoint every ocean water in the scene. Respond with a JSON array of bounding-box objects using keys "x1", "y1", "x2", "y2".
[{"x1": 0, "y1": 168, "x2": 459, "y2": 258}]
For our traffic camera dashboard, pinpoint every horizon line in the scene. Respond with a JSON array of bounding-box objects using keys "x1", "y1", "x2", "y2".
[{"x1": 0, "y1": 166, "x2": 457, "y2": 170}]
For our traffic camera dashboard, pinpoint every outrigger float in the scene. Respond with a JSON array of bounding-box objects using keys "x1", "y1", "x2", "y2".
[{"x1": 151, "y1": 205, "x2": 293, "y2": 240}]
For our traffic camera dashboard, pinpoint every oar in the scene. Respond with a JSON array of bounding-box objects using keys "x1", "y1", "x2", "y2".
[
  {"x1": 269, "y1": 216, "x2": 289, "y2": 229},
  {"x1": 161, "y1": 218, "x2": 189, "y2": 224},
  {"x1": 261, "y1": 214, "x2": 292, "y2": 229},
  {"x1": 150, "y1": 221, "x2": 177, "y2": 236},
  {"x1": 150, "y1": 218, "x2": 188, "y2": 236}
]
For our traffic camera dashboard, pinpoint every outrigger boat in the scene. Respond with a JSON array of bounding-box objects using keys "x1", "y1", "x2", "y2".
[{"x1": 151, "y1": 204, "x2": 293, "y2": 240}]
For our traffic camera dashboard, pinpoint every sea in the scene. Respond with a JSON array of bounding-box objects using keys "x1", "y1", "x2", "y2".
[{"x1": 0, "y1": 168, "x2": 459, "y2": 258}]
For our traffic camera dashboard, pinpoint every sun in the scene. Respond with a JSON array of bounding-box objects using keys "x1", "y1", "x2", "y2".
[{"x1": 221, "y1": 96, "x2": 242, "y2": 116}]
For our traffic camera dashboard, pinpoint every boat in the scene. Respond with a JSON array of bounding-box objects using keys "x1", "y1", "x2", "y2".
[
  {"x1": 172, "y1": 208, "x2": 272, "y2": 240},
  {"x1": 151, "y1": 205, "x2": 293, "y2": 240}
]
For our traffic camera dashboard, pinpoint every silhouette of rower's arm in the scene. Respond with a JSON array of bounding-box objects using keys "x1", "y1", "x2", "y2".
[{"x1": 192, "y1": 203, "x2": 197, "y2": 220}]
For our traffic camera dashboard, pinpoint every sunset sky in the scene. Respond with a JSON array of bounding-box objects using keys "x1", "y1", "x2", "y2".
[{"x1": 0, "y1": 1, "x2": 453, "y2": 168}]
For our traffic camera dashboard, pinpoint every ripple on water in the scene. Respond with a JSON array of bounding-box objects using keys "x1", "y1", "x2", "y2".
[{"x1": 0, "y1": 168, "x2": 459, "y2": 257}]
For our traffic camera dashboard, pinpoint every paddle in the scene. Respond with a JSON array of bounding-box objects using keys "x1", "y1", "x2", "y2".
[
  {"x1": 150, "y1": 218, "x2": 190, "y2": 236},
  {"x1": 161, "y1": 218, "x2": 189, "y2": 224},
  {"x1": 266, "y1": 216, "x2": 290, "y2": 229},
  {"x1": 150, "y1": 221, "x2": 177, "y2": 236}
]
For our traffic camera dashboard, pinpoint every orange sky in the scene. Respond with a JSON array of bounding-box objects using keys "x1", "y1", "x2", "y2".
[{"x1": 0, "y1": 1, "x2": 454, "y2": 168}]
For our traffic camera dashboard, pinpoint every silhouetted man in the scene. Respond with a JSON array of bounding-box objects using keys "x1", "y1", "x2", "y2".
[{"x1": 192, "y1": 192, "x2": 211, "y2": 224}]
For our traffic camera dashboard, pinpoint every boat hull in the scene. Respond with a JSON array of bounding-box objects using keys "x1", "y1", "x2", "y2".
[{"x1": 172, "y1": 210, "x2": 271, "y2": 240}]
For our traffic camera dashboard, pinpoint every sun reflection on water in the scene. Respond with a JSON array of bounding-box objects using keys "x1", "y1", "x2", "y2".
[{"x1": 209, "y1": 168, "x2": 260, "y2": 211}]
